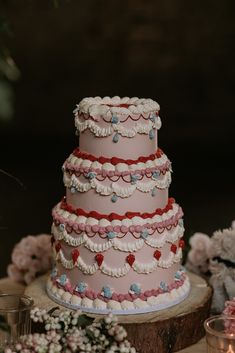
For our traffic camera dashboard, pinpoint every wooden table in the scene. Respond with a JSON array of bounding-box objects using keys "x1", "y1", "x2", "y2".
[{"x1": 0, "y1": 277, "x2": 206, "y2": 352}]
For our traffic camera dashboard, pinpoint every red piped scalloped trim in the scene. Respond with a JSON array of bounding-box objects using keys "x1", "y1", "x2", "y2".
[
  {"x1": 60, "y1": 197, "x2": 175, "y2": 221},
  {"x1": 73, "y1": 148, "x2": 164, "y2": 165}
]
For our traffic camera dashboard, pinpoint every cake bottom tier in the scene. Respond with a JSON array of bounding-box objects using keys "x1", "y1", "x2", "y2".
[{"x1": 46, "y1": 271, "x2": 190, "y2": 315}]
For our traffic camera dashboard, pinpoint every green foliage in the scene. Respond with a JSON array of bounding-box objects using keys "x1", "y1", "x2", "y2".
[
  {"x1": 0, "y1": 1, "x2": 71, "y2": 121},
  {"x1": 76, "y1": 314, "x2": 94, "y2": 328}
]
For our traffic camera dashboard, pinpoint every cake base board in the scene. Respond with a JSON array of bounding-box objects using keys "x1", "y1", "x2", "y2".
[{"x1": 25, "y1": 272, "x2": 212, "y2": 353}]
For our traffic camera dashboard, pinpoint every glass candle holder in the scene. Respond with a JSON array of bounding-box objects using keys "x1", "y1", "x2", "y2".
[
  {"x1": 204, "y1": 315, "x2": 235, "y2": 353},
  {"x1": 0, "y1": 294, "x2": 34, "y2": 349}
]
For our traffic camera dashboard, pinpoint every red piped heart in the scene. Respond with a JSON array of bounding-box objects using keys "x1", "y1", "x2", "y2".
[
  {"x1": 179, "y1": 239, "x2": 185, "y2": 249},
  {"x1": 55, "y1": 242, "x2": 61, "y2": 253},
  {"x1": 72, "y1": 249, "x2": 80, "y2": 264},
  {"x1": 126, "y1": 254, "x2": 135, "y2": 266},
  {"x1": 95, "y1": 253, "x2": 104, "y2": 267},
  {"x1": 171, "y1": 244, "x2": 177, "y2": 254},
  {"x1": 154, "y1": 250, "x2": 161, "y2": 260}
]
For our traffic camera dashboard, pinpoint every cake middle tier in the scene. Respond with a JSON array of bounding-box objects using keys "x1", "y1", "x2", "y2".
[{"x1": 63, "y1": 147, "x2": 171, "y2": 213}]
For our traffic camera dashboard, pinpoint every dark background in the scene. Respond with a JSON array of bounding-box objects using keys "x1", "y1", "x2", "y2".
[{"x1": 0, "y1": 0, "x2": 235, "y2": 277}]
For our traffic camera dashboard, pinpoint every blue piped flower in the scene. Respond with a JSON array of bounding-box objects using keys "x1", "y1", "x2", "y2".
[
  {"x1": 174, "y1": 271, "x2": 181, "y2": 281},
  {"x1": 107, "y1": 231, "x2": 116, "y2": 239},
  {"x1": 87, "y1": 172, "x2": 97, "y2": 179},
  {"x1": 75, "y1": 282, "x2": 87, "y2": 293},
  {"x1": 112, "y1": 133, "x2": 119, "y2": 143},
  {"x1": 59, "y1": 223, "x2": 65, "y2": 231},
  {"x1": 152, "y1": 171, "x2": 160, "y2": 179},
  {"x1": 51, "y1": 267, "x2": 57, "y2": 278},
  {"x1": 111, "y1": 115, "x2": 119, "y2": 124},
  {"x1": 111, "y1": 194, "x2": 118, "y2": 203},
  {"x1": 130, "y1": 174, "x2": 139, "y2": 184},
  {"x1": 140, "y1": 229, "x2": 149, "y2": 239},
  {"x1": 151, "y1": 187, "x2": 157, "y2": 197},
  {"x1": 101, "y1": 286, "x2": 113, "y2": 299},
  {"x1": 179, "y1": 219, "x2": 184, "y2": 228},
  {"x1": 70, "y1": 186, "x2": 77, "y2": 194},
  {"x1": 149, "y1": 129, "x2": 155, "y2": 140},
  {"x1": 129, "y1": 283, "x2": 141, "y2": 295},
  {"x1": 58, "y1": 274, "x2": 68, "y2": 286},
  {"x1": 160, "y1": 281, "x2": 168, "y2": 292},
  {"x1": 149, "y1": 113, "x2": 156, "y2": 122}
]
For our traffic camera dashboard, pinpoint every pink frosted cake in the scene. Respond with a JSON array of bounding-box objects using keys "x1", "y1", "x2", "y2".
[{"x1": 47, "y1": 96, "x2": 190, "y2": 314}]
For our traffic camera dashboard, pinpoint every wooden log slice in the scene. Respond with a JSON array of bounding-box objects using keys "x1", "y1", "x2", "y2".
[{"x1": 25, "y1": 272, "x2": 212, "y2": 353}]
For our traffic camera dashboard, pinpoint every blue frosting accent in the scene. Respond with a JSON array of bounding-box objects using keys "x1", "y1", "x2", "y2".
[
  {"x1": 70, "y1": 186, "x2": 76, "y2": 194},
  {"x1": 149, "y1": 113, "x2": 156, "y2": 122},
  {"x1": 112, "y1": 133, "x2": 119, "y2": 143},
  {"x1": 175, "y1": 271, "x2": 181, "y2": 280},
  {"x1": 107, "y1": 231, "x2": 116, "y2": 239},
  {"x1": 149, "y1": 129, "x2": 155, "y2": 140},
  {"x1": 130, "y1": 174, "x2": 139, "y2": 184},
  {"x1": 76, "y1": 282, "x2": 87, "y2": 293},
  {"x1": 160, "y1": 281, "x2": 168, "y2": 292},
  {"x1": 140, "y1": 229, "x2": 149, "y2": 239},
  {"x1": 111, "y1": 115, "x2": 119, "y2": 124},
  {"x1": 111, "y1": 194, "x2": 118, "y2": 203},
  {"x1": 151, "y1": 187, "x2": 157, "y2": 197},
  {"x1": 130, "y1": 283, "x2": 141, "y2": 295},
  {"x1": 59, "y1": 274, "x2": 67, "y2": 285},
  {"x1": 51, "y1": 267, "x2": 57, "y2": 278},
  {"x1": 152, "y1": 171, "x2": 160, "y2": 179},
  {"x1": 102, "y1": 286, "x2": 113, "y2": 298},
  {"x1": 87, "y1": 172, "x2": 97, "y2": 179},
  {"x1": 59, "y1": 223, "x2": 65, "y2": 231}
]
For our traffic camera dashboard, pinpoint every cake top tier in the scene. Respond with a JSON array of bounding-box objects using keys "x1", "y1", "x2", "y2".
[{"x1": 75, "y1": 96, "x2": 160, "y2": 119}]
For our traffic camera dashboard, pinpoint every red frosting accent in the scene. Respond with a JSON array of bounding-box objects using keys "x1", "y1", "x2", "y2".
[
  {"x1": 55, "y1": 242, "x2": 61, "y2": 253},
  {"x1": 171, "y1": 244, "x2": 177, "y2": 254},
  {"x1": 72, "y1": 249, "x2": 80, "y2": 264},
  {"x1": 60, "y1": 197, "x2": 175, "y2": 221},
  {"x1": 105, "y1": 103, "x2": 131, "y2": 108},
  {"x1": 179, "y1": 239, "x2": 185, "y2": 249},
  {"x1": 126, "y1": 254, "x2": 135, "y2": 266},
  {"x1": 95, "y1": 253, "x2": 104, "y2": 266},
  {"x1": 72, "y1": 148, "x2": 164, "y2": 166},
  {"x1": 154, "y1": 250, "x2": 161, "y2": 260}
]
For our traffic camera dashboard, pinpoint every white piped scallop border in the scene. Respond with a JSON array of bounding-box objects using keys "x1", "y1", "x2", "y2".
[
  {"x1": 75, "y1": 118, "x2": 161, "y2": 138},
  {"x1": 52, "y1": 223, "x2": 184, "y2": 252},
  {"x1": 64, "y1": 149, "x2": 170, "y2": 175},
  {"x1": 53, "y1": 202, "x2": 182, "y2": 230},
  {"x1": 63, "y1": 171, "x2": 171, "y2": 197},
  {"x1": 77, "y1": 96, "x2": 160, "y2": 117},
  {"x1": 54, "y1": 248, "x2": 182, "y2": 276},
  {"x1": 46, "y1": 275, "x2": 190, "y2": 315}
]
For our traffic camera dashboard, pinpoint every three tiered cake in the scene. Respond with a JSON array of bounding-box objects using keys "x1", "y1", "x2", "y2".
[{"x1": 47, "y1": 96, "x2": 190, "y2": 314}]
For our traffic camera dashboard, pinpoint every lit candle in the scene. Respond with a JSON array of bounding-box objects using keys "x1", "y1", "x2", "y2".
[
  {"x1": 227, "y1": 344, "x2": 235, "y2": 353},
  {"x1": 204, "y1": 316, "x2": 235, "y2": 353}
]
